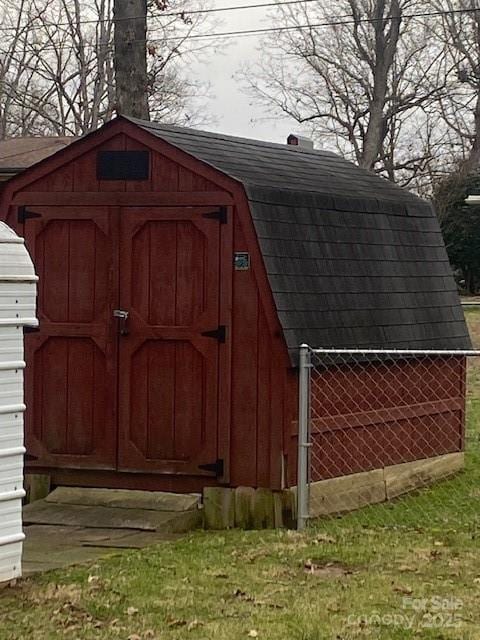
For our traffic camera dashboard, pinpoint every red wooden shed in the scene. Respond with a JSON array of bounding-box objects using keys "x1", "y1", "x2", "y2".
[{"x1": 0, "y1": 116, "x2": 470, "y2": 494}]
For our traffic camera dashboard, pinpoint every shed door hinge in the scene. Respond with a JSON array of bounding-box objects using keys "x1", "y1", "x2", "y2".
[
  {"x1": 23, "y1": 325, "x2": 40, "y2": 334},
  {"x1": 201, "y1": 325, "x2": 226, "y2": 343},
  {"x1": 18, "y1": 207, "x2": 42, "y2": 223},
  {"x1": 202, "y1": 206, "x2": 227, "y2": 224},
  {"x1": 198, "y1": 458, "x2": 224, "y2": 477}
]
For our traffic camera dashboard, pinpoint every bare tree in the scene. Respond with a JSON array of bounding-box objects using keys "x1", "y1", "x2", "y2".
[
  {"x1": 243, "y1": 0, "x2": 443, "y2": 186},
  {"x1": 430, "y1": 0, "x2": 480, "y2": 173},
  {"x1": 0, "y1": 1, "x2": 54, "y2": 138},
  {"x1": 1, "y1": 0, "x2": 121, "y2": 136},
  {"x1": 146, "y1": 0, "x2": 214, "y2": 125},
  {"x1": 0, "y1": 0, "x2": 213, "y2": 136}
]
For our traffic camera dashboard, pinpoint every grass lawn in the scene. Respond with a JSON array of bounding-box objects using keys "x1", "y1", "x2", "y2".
[{"x1": 2, "y1": 313, "x2": 480, "y2": 640}]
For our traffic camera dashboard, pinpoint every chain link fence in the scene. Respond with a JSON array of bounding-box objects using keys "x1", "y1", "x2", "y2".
[{"x1": 297, "y1": 346, "x2": 480, "y2": 531}]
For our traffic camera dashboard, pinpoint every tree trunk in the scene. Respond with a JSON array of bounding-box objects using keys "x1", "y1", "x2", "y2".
[
  {"x1": 360, "y1": 84, "x2": 388, "y2": 171},
  {"x1": 462, "y1": 92, "x2": 480, "y2": 173},
  {"x1": 464, "y1": 268, "x2": 476, "y2": 295},
  {"x1": 113, "y1": 0, "x2": 149, "y2": 120},
  {"x1": 359, "y1": 0, "x2": 401, "y2": 172}
]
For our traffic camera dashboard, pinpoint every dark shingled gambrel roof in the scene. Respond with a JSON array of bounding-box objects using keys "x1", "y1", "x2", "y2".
[{"x1": 126, "y1": 117, "x2": 471, "y2": 364}]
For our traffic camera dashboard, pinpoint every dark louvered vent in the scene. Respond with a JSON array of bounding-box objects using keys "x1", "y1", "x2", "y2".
[{"x1": 97, "y1": 150, "x2": 150, "y2": 180}]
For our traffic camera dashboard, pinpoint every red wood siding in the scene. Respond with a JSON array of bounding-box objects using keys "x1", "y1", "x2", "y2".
[
  {"x1": 229, "y1": 219, "x2": 285, "y2": 488},
  {"x1": 117, "y1": 206, "x2": 222, "y2": 476},
  {"x1": 0, "y1": 123, "x2": 290, "y2": 491},
  {"x1": 307, "y1": 357, "x2": 466, "y2": 481},
  {"x1": 24, "y1": 206, "x2": 118, "y2": 470}
]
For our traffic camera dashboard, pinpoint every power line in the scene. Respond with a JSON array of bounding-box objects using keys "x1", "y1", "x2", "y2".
[
  {"x1": 1, "y1": 6, "x2": 480, "y2": 50},
  {"x1": 0, "y1": 0, "x2": 334, "y2": 33},
  {"x1": 0, "y1": 1, "x2": 478, "y2": 35},
  {"x1": 152, "y1": 7, "x2": 480, "y2": 42}
]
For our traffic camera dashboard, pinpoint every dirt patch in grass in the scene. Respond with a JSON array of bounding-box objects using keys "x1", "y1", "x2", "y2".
[{"x1": 303, "y1": 559, "x2": 355, "y2": 578}]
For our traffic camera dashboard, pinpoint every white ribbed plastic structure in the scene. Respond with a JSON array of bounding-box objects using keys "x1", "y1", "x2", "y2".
[{"x1": 0, "y1": 222, "x2": 37, "y2": 584}]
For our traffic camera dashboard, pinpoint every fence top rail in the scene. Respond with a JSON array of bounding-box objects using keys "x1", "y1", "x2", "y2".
[{"x1": 302, "y1": 345, "x2": 480, "y2": 357}]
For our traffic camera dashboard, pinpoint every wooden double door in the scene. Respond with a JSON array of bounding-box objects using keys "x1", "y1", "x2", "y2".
[{"x1": 23, "y1": 205, "x2": 229, "y2": 479}]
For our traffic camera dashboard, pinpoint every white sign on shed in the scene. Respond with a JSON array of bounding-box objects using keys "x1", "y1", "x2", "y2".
[{"x1": 0, "y1": 222, "x2": 37, "y2": 584}]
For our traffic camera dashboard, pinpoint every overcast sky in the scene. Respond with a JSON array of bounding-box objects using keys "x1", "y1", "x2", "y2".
[{"x1": 190, "y1": 0, "x2": 301, "y2": 144}]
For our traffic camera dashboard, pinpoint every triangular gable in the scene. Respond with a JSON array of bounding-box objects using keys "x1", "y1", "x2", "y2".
[{"x1": 1, "y1": 117, "x2": 240, "y2": 199}]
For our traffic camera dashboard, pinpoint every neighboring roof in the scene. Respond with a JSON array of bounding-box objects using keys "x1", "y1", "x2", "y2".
[
  {"x1": 0, "y1": 137, "x2": 76, "y2": 175},
  {"x1": 125, "y1": 117, "x2": 470, "y2": 362}
]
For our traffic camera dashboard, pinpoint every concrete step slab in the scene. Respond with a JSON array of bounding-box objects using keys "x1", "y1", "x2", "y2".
[
  {"x1": 23, "y1": 500, "x2": 202, "y2": 532},
  {"x1": 45, "y1": 487, "x2": 201, "y2": 512},
  {"x1": 79, "y1": 530, "x2": 180, "y2": 549},
  {"x1": 23, "y1": 543, "x2": 114, "y2": 566},
  {"x1": 22, "y1": 524, "x2": 182, "y2": 576}
]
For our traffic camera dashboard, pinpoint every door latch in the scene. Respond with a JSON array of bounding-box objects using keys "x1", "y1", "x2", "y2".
[{"x1": 113, "y1": 309, "x2": 129, "y2": 335}]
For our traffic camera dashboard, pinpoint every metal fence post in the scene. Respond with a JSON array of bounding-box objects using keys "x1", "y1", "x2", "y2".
[{"x1": 297, "y1": 344, "x2": 311, "y2": 531}]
